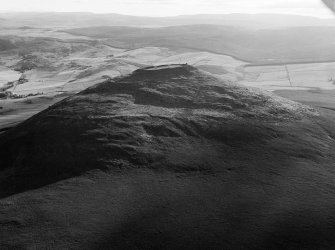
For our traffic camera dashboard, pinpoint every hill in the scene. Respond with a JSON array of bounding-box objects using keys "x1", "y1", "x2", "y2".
[
  {"x1": 1, "y1": 65, "x2": 335, "y2": 249},
  {"x1": 0, "y1": 34, "x2": 248, "y2": 131},
  {"x1": 64, "y1": 25, "x2": 335, "y2": 64}
]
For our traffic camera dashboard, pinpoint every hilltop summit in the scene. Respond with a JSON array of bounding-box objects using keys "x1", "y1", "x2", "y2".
[{"x1": 0, "y1": 64, "x2": 316, "y2": 194}]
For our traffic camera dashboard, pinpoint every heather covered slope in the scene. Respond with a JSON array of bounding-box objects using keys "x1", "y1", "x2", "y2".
[{"x1": 1, "y1": 65, "x2": 335, "y2": 249}]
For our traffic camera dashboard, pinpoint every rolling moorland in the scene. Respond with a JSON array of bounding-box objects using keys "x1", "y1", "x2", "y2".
[
  {"x1": 1, "y1": 12, "x2": 335, "y2": 249},
  {"x1": 2, "y1": 21, "x2": 335, "y2": 131},
  {"x1": 64, "y1": 25, "x2": 335, "y2": 64}
]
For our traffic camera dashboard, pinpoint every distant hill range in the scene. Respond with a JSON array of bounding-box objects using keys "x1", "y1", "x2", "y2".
[
  {"x1": 2, "y1": 12, "x2": 335, "y2": 64},
  {"x1": 0, "y1": 12, "x2": 335, "y2": 29},
  {"x1": 64, "y1": 25, "x2": 335, "y2": 64}
]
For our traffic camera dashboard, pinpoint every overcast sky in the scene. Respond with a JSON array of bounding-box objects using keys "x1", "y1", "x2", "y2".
[{"x1": 0, "y1": 0, "x2": 333, "y2": 18}]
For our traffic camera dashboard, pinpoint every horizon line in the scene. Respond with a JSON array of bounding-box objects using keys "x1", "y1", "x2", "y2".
[{"x1": 0, "y1": 11, "x2": 334, "y2": 19}]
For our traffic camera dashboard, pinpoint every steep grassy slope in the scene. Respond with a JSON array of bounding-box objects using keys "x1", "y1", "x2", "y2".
[
  {"x1": 64, "y1": 25, "x2": 335, "y2": 64},
  {"x1": 1, "y1": 65, "x2": 335, "y2": 249}
]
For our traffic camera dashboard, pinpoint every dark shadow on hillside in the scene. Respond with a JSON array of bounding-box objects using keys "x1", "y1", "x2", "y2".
[{"x1": 90, "y1": 202, "x2": 335, "y2": 250}]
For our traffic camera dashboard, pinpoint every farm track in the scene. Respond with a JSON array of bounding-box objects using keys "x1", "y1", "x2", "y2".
[{"x1": 285, "y1": 65, "x2": 293, "y2": 87}]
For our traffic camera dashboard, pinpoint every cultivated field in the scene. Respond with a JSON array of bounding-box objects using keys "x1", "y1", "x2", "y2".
[
  {"x1": 0, "y1": 66, "x2": 20, "y2": 89},
  {"x1": 240, "y1": 62, "x2": 335, "y2": 91}
]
